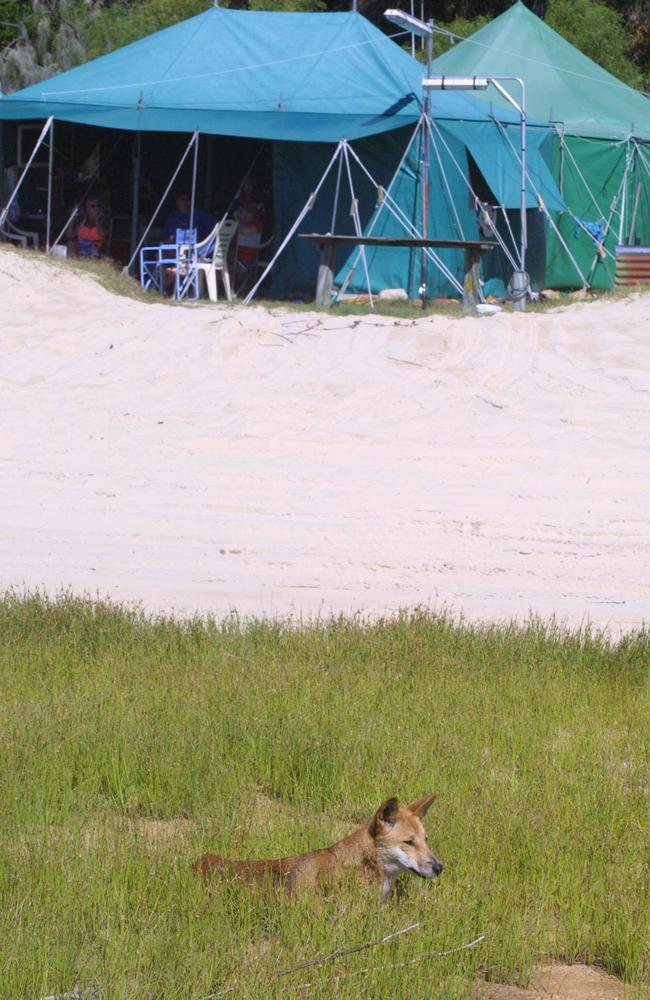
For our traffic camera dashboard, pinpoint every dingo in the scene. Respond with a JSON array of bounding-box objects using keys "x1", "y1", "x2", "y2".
[{"x1": 194, "y1": 794, "x2": 443, "y2": 900}]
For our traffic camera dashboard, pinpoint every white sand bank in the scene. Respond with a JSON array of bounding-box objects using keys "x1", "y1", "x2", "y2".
[{"x1": 2, "y1": 248, "x2": 649, "y2": 632}]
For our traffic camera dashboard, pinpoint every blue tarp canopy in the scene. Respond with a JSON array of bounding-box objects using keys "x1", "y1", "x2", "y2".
[{"x1": 0, "y1": 8, "x2": 519, "y2": 142}]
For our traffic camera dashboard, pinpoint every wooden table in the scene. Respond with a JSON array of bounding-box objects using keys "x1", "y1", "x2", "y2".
[{"x1": 300, "y1": 233, "x2": 497, "y2": 311}]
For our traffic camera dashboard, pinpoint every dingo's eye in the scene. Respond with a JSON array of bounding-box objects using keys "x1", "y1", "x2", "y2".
[{"x1": 403, "y1": 838, "x2": 415, "y2": 846}]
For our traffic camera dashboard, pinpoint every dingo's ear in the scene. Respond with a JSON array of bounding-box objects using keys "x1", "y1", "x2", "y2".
[
  {"x1": 406, "y1": 794, "x2": 436, "y2": 818},
  {"x1": 369, "y1": 797, "x2": 399, "y2": 836}
]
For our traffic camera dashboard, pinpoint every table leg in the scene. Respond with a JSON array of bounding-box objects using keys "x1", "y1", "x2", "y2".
[
  {"x1": 463, "y1": 248, "x2": 481, "y2": 313},
  {"x1": 315, "y1": 242, "x2": 337, "y2": 307}
]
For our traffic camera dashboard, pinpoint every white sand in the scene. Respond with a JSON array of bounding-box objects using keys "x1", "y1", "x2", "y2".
[{"x1": 2, "y1": 247, "x2": 649, "y2": 633}]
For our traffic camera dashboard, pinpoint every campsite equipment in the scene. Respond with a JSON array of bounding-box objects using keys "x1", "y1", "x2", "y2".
[
  {"x1": 614, "y1": 246, "x2": 650, "y2": 287},
  {"x1": 0, "y1": 7, "x2": 570, "y2": 301},
  {"x1": 430, "y1": 1, "x2": 650, "y2": 289}
]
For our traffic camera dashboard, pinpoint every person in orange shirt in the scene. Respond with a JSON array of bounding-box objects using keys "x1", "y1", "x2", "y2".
[{"x1": 69, "y1": 198, "x2": 107, "y2": 258}]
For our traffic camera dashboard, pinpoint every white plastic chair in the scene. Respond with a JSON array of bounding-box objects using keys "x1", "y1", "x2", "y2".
[
  {"x1": 194, "y1": 218, "x2": 238, "y2": 302},
  {"x1": 1, "y1": 166, "x2": 39, "y2": 249}
]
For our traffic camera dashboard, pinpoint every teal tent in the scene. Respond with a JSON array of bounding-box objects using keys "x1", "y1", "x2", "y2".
[
  {"x1": 431, "y1": 2, "x2": 650, "y2": 287},
  {"x1": 0, "y1": 7, "x2": 565, "y2": 298},
  {"x1": 0, "y1": 7, "x2": 501, "y2": 140}
]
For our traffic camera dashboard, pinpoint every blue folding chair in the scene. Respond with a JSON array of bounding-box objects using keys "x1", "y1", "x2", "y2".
[{"x1": 140, "y1": 228, "x2": 199, "y2": 300}]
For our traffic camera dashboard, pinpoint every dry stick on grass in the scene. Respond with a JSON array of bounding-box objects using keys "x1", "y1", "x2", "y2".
[
  {"x1": 210, "y1": 921, "x2": 426, "y2": 997},
  {"x1": 276, "y1": 919, "x2": 425, "y2": 976},
  {"x1": 288, "y1": 933, "x2": 488, "y2": 993}
]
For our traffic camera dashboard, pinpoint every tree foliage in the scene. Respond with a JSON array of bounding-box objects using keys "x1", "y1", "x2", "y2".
[{"x1": 547, "y1": 0, "x2": 643, "y2": 87}]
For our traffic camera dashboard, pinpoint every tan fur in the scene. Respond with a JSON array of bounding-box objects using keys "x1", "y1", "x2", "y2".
[{"x1": 193, "y1": 794, "x2": 443, "y2": 900}]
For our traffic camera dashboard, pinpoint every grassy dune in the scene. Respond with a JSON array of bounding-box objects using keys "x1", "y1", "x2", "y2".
[{"x1": 1, "y1": 594, "x2": 648, "y2": 999}]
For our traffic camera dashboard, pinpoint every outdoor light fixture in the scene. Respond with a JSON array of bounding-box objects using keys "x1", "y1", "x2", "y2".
[
  {"x1": 423, "y1": 76, "x2": 488, "y2": 90},
  {"x1": 384, "y1": 8, "x2": 434, "y2": 39}
]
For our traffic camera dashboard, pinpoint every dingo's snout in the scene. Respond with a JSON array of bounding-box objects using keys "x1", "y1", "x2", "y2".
[{"x1": 424, "y1": 853, "x2": 444, "y2": 878}]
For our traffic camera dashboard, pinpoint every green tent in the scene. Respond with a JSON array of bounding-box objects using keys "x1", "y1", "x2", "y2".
[
  {"x1": 0, "y1": 6, "x2": 564, "y2": 297},
  {"x1": 431, "y1": 1, "x2": 650, "y2": 288}
]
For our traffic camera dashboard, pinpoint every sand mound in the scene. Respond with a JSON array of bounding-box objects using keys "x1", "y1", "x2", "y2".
[
  {"x1": 2, "y1": 248, "x2": 649, "y2": 632},
  {"x1": 477, "y1": 963, "x2": 643, "y2": 999}
]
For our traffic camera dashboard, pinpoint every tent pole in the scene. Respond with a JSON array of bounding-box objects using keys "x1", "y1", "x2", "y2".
[
  {"x1": 243, "y1": 140, "x2": 345, "y2": 305},
  {"x1": 189, "y1": 132, "x2": 200, "y2": 232},
  {"x1": 336, "y1": 118, "x2": 424, "y2": 300},
  {"x1": 342, "y1": 135, "x2": 464, "y2": 297},
  {"x1": 342, "y1": 142, "x2": 374, "y2": 310},
  {"x1": 130, "y1": 131, "x2": 142, "y2": 267},
  {"x1": 494, "y1": 116, "x2": 588, "y2": 287},
  {"x1": 619, "y1": 140, "x2": 629, "y2": 245},
  {"x1": 130, "y1": 130, "x2": 142, "y2": 254},
  {"x1": 49, "y1": 132, "x2": 124, "y2": 255},
  {"x1": 627, "y1": 179, "x2": 641, "y2": 246},
  {"x1": 126, "y1": 130, "x2": 199, "y2": 273},
  {"x1": 330, "y1": 152, "x2": 343, "y2": 233},
  {"x1": 0, "y1": 123, "x2": 5, "y2": 214},
  {"x1": 0, "y1": 116, "x2": 53, "y2": 230},
  {"x1": 203, "y1": 135, "x2": 213, "y2": 208},
  {"x1": 489, "y1": 78, "x2": 527, "y2": 275},
  {"x1": 420, "y1": 22, "x2": 433, "y2": 307},
  {"x1": 426, "y1": 119, "x2": 465, "y2": 239},
  {"x1": 428, "y1": 117, "x2": 518, "y2": 269},
  {"x1": 45, "y1": 120, "x2": 55, "y2": 253},
  {"x1": 586, "y1": 165, "x2": 628, "y2": 285},
  {"x1": 536, "y1": 194, "x2": 588, "y2": 289}
]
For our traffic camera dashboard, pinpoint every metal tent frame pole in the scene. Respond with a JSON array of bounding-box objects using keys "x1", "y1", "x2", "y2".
[
  {"x1": 335, "y1": 118, "x2": 423, "y2": 300},
  {"x1": 48, "y1": 132, "x2": 125, "y2": 256},
  {"x1": 130, "y1": 131, "x2": 143, "y2": 265},
  {"x1": 0, "y1": 116, "x2": 54, "y2": 230},
  {"x1": 341, "y1": 142, "x2": 374, "y2": 309},
  {"x1": 488, "y1": 122, "x2": 589, "y2": 289},
  {"x1": 420, "y1": 22, "x2": 433, "y2": 306},
  {"x1": 340, "y1": 134, "x2": 465, "y2": 299},
  {"x1": 493, "y1": 118, "x2": 588, "y2": 289},
  {"x1": 243, "y1": 141, "x2": 345, "y2": 305},
  {"x1": 189, "y1": 132, "x2": 200, "y2": 232},
  {"x1": 427, "y1": 117, "x2": 520, "y2": 270},
  {"x1": 126, "y1": 130, "x2": 199, "y2": 274},
  {"x1": 45, "y1": 120, "x2": 54, "y2": 253}
]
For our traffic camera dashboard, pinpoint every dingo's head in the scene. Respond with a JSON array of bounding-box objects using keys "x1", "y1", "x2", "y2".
[{"x1": 369, "y1": 795, "x2": 443, "y2": 896}]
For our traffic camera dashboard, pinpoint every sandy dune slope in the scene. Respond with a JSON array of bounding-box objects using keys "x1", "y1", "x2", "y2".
[{"x1": 2, "y1": 248, "x2": 649, "y2": 632}]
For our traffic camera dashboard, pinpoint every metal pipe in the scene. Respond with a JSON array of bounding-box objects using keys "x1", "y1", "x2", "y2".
[
  {"x1": 0, "y1": 116, "x2": 53, "y2": 229},
  {"x1": 189, "y1": 131, "x2": 199, "y2": 233},
  {"x1": 420, "y1": 22, "x2": 433, "y2": 307},
  {"x1": 129, "y1": 131, "x2": 142, "y2": 267},
  {"x1": 45, "y1": 120, "x2": 54, "y2": 253},
  {"x1": 489, "y1": 77, "x2": 526, "y2": 276},
  {"x1": 126, "y1": 130, "x2": 199, "y2": 273}
]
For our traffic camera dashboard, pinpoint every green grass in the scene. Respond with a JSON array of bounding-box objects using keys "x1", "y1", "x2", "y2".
[
  {"x1": 6, "y1": 243, "x2": 650, "y2": 317},
  {"x1": 1, "y1": 593, "x2": 648, "y2": 999}
]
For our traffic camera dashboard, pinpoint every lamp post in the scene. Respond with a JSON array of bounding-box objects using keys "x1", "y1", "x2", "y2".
[
  {"x1": 423, "y1": 74, "x2": 528, "y2": 309},
  {"x1": 385, "y1": 9, "x2": 434, "y2": 306}
]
